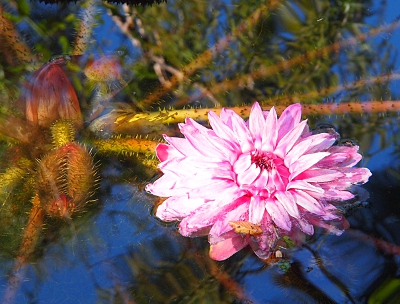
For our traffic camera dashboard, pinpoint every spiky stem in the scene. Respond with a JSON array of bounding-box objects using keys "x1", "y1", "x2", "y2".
[
  {"x1": 2, "y1": 195, "x2": 45, "y2": 304},
  {"x1": 92, "y1": 137, "x2": 158, "y2": 156},
  {"x1": 50, "y1": 120, "x2": 76, "y2": 148},
  {"x1": 111, "y1": 101, "x2": 400, "y2": 134}
]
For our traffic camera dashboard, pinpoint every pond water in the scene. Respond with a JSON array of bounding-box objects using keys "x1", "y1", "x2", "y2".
[{"x1": 1, "y1": 0, "x2": 400, "y2": 303}]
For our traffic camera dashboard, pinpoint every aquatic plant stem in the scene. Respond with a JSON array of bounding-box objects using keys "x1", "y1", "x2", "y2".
[
  {"x1": 112, "y1": 101, "x2": 400, "y2": 135},
  {"x1": 261, "y1": 74, "x2": 400, "y2": 106},
  {"x1": 2, "y1": 196, "x2": 45, "y2": 304},
  {"x1": 92, "y1": 137, "x2": 158, "y2": 156}
]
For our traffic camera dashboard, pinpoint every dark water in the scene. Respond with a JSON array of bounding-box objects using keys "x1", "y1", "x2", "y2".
[{"x1": 1, "y1": 0, "x2": 400, "y2": 303}]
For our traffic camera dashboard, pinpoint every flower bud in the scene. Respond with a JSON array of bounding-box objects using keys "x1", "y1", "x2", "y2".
[
  {"x1": 36, "y1": 142, "x2": 97, "y2": 218},
  {"x1": 22, "y1": 55, "x2": 83, "y2": 128}
]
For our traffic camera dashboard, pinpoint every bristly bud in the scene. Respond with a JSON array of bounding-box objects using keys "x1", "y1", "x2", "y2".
[{"x1": 36, "y1": 142, "x2": 98, "y2": 218}]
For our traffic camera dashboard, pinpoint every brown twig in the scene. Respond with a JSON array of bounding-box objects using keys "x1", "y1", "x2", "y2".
[{"x1": 137, "y1": 1, "x2": 281, "y2": 108}]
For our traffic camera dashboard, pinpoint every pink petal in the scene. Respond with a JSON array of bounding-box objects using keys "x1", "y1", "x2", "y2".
[
  {"x1": 284, "y1": 133, "x2": 335, "y2": 167},
  {"x1": 318, "y1": 168, "x2": 372, "y2": 192},
  {"x1": 219, "y1": 108, "x2": 237, "y2": 127},
  {"x1": 237, "y1": 163, "x2": 261, "y2": 185},
  {"x1": 275, "y1": 120, "x2": 308, "y2": 158},
  {"x1": 164, "y1": 135, "x2": 204, "y2": 158},
  {"x1": 291, "y1": 190, "x2": 324, "y2": 215},
  {"x1": 179, "y1": 121, "x2": 235, "y2": 160},
  {"x1": 179, "y1": 189, "x2": 245, "y2": 236},
  {"x1": 155, "y1": 143, "x2": 183, "y2": 162},
  {"x1": 287, "y1": 180, "x2": 324, "y2": 193},
  {"x1": 183, "y1": 116, "x2": 215, "y2": 135},
  {"x1": 187, "y1": 179, "x2": 235, "y2": 200},
  {"x1": 227, "y1": 110, "x2": 254, "y2": 153},
  {"x1": 312, "y1": 187, "x2": 355, "y2": 201},
  {"x1": 248, "y1": 102, "x2": 265, "y2": 149},
  {"x1": 145, "y1": 173, "x2": 180, "y2": 197},
  {"x1": 209, "y1": 236, "x2": 249, "y2": 261},
  {"x1": 249, "y1": 196, "x2": 265, "y2": 223},
  {"x1": 261, "y1": 106, "x2": 278, "y2": 152},
  {"x1": 307, "y1": 217, "x2": 345, "y2": 236},
  {"x1": 275, "y1": 191, "x2": 300, "y2": 218},
  {"x1": 295, "y1": 168, "x2": 344, "y2": 183},
  {"x1": 208, "y1": 111, "x2": 240, "y2": 150},
  {"x1": 303, "y1": 133, "x2": 337, "y2": 154},
  {"x1": 319, "y1": 146, "x2": 362, "y2": 167},
  {"x1": 155, "y1": 196, "x2": 205, "y2": 221},
  {"x1": 277, "y1": 103, "x2": 302, "y2": 141},
  {"x1": 289, "y1": 152, "x2": 330, "y2": 180},
  {"x1": 297, "y1": 219, "x2": 314, "y2": 235},
  {"x1": 233, "y1": 152, "x2": 252, "y2": 174},
  {"x1": 265, "y1": 199, "x2": 291, "y2": 231},
  {"x1": 210, "y1": 201, "x2": 250, "y2": 236}
]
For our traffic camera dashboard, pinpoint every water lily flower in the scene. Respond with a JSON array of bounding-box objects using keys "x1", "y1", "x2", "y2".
[{"x1": 146, "y1": 103, "x2": 372, "y2": 260}]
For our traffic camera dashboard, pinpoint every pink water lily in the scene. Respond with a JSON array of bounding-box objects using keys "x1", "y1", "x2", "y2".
[{"x1": 146, "y1": 103, "x2": 372, "y2": 260}]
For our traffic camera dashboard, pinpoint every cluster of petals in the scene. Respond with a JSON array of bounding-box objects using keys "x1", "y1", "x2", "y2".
[{"x1": 146, "y1": 102, "x2": 372, "y2": 260}]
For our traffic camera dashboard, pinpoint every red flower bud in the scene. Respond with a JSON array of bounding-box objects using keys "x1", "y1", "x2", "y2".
[{"x1": 22, "y1": 55, "x2": 83, "y2": 128}]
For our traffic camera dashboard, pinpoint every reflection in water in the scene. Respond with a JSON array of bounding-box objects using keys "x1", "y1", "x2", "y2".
[{"x1": 0, "y1": 0, "x2": 400, "y2": 303}]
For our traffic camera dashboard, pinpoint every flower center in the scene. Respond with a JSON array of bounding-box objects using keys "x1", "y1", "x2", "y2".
[
  {"x1": 234, "y1": 150, "x2": 290, "y2": 197},
  {"x1": 252, "y1": 151, "x2": 276, "y2": 172}
]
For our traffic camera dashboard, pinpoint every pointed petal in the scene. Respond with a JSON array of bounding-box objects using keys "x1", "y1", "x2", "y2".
[
  {"x1": 295, "y1": 168, "x2": 344, "y2": 183},
  {"x1": 262, "y1": 107, "x2": 278, "y2": 152},
  {"x1": 249, "y1": 196, "x2": 265, "y2": 223},
  {"x1": 228, "y1": 110, "x2": 254, "y2": 153},
  {"x1": 298, "y1": 219, "x2": 314, "y2": 235},
  {"x1": 275, "y1": 120, "x2": 307, "y2": 158},
  {"x1": 291, "y1": 190, "x2": 324, "y2": 215},
  {"x1": 208, "y1": 111, "x2": 240, "y2": 150},
  {"x1": 275, "y1": 191, "x2": 300, "y2": 218},
  {"x1": 164, "y1": 135, "x2": 203, "y2": 157},
  {"x1": 155, "y1": 143, "x2": 183, "y2": 162},
  {"x1": 277, "y1": 103, "x2": 302, "y2": 141},
  {"x1": 285, "y1": 133, "x2": 336, "y2": 167},
  {"x1": 319, "y1": 145, "x2": 362, "y2": 167},
  {"x1": 233, "y1": 153, "x2": 252, "y2": 174},
  {"x1": 179, "y1": 120, "x2": 235, "y2": 160},
  {"x1": 289, "y1": 152, "x2": 330, "y2": 180},
  {"x1": 287, "y1": 180, "x2": 324, "y2": 193},
  {"x1": 265, "y1": 199, "x2": 291, "y2": 231},
  {"x1": 248, "y1": 102, "x2": 265, "y2": 149}
]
